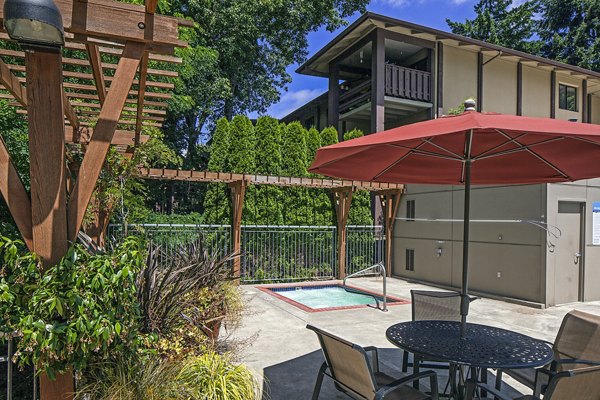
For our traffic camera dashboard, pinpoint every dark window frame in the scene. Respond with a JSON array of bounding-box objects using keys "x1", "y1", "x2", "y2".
[
  {"x1": 406, "y1": 249, "x2": 415, "y2": 271},
  {"x1": 559, "y1": 84, "x2": 578, "y2": 112},
  {"x1": 406, "y1": 199, "x2": 416, "y2": 221}
]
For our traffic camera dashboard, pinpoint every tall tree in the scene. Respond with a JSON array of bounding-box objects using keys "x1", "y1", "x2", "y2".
[
  {"x1": 343, "y1": 129, "x2": 373, "y2": 226},
  {"x1": 446, "y1": 0, "x2": 540, "y2": 53},
  {"x1": 227, "y1": 115, "x2": 257, "y2": 223},
  {"x1": 281, "y1": 122, "x2": 311, "y2": 224},
  {"x1": 203, "y1": 118, "x2": 232, "y2": 224},
  {"x1": 538, "y1": 0, "x2": 600, "y2": 71},
  {"x1": 254, "y1": 116, "x2": 283, "y2": 225}
]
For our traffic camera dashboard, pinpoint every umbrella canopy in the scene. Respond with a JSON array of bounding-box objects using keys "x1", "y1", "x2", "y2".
[
  {"x1": 310, "y1": 102, "x2": 600, "y2": 337},
  {"x1": 310, "y1": 109, "x2": 600, "y2": 185}
]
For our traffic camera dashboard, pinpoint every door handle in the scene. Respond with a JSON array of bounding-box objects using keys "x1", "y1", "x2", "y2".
[{"x1": 574, "y1": 252, "x2": 582, "y2": 264}]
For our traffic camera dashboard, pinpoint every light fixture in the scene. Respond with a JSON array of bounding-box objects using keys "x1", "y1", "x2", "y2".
[{"x1": 4, "y1": 0, "x2": 64, "y2": 49}]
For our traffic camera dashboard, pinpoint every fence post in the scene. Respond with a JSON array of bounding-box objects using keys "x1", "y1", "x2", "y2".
[
  {"x1": 378, "y1": 189, "x2": 403, "y2": 277},
  {"x1": 332, "y1": 187, "x2": 353, "y2": 279},
  {"x1": 229, "y1": 180, "x2": 248, "y2": 278}
]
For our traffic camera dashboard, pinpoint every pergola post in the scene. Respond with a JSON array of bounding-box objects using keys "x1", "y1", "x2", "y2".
[
  {"x1": 332, "y1": 187, "x2": 353, "y2": 279},
  {"x1": 229, "y1": 180, "x2": 247, "y2": 278},
  {"x1": 25, "y1": 48, "x2": 74, "y2": 400},
  {"x1": 378, "y1": 189, "x2": 403, "y2": 277}
]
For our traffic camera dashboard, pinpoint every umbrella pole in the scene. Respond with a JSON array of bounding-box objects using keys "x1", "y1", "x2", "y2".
[{"x1": 460, "y1": 158, "x2": 472, "y2": 339}]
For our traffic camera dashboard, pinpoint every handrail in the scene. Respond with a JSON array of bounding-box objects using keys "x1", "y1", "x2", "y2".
[{"x1": 343, "y1": 262, "x2": 388, "y2": 312}]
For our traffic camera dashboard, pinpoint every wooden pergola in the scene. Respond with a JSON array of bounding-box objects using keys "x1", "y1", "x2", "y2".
[
  {"x1": 0, "y1": 1, "x2": 186, "y2": 399},
  {"x1": 139, "y1": 168, "x2": 404, "y2": 280}
]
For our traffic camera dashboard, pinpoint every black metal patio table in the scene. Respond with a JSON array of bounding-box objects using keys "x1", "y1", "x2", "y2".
[{"x1": 386, "y1": 321, "x2": 554, "y2": 399}]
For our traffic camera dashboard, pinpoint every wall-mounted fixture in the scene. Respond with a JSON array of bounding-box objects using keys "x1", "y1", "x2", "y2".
[
  {"x1": 436, "y1": 247, "x2": 443, "y2": 257},
  {"x1": 4, "y1": 0, "x2": 65, "y2": 49},
  {"x1": 498, "y1": 234, "x2": 503, "y2": 241}
]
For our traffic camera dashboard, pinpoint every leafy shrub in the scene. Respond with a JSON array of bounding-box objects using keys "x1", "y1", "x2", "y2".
[
  {"x1": 0, "y1": 236, "x2": 144, "y2": 379},
  {"x1": 137, "y1": 237, "x2": 241, "y2": 358},
  {"x1": 177, "y1": 352, "x2": 260, "y2": 400},
  {"x1": 77, "y1": 352, "x2": 260, "y2": 400},
  {"x1": 76, "y1": 355, "x2": 181, "y2": 400}
]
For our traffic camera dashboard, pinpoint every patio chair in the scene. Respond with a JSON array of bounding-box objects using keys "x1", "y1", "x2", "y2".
[
  {"x1": 467, "y1": 362, "x2": 600, "y2": 400},
  {"x1": 307, "y1": 324, "x2": 439, "y2": 400},
  {"x1": 495, "y1": 309, "x2": 600, "y2": 396},
  {"x1": 402, "y1": 290, "x2": 477, "y2": 373}
]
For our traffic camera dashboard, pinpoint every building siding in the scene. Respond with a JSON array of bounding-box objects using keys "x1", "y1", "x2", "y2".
[
  {"x1": 442, "y1": 45, "x2": 478, "y2": 115},
  {"x1": 482, "y1": 57, "x2": 518, "y2": 115}
]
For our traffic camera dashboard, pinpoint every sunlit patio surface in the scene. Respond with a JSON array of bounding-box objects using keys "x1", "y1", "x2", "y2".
[{"x1": 230, "y1": 277, "x2": 600, "y2": 399}]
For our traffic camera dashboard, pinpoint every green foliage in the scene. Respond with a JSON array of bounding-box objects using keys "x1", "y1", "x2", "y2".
[
  {"x1": 227, "y1": 116, "x2": 256, "y2": 174},
  {"x1": 76, "y1": 355, "x2": 182, "y2": 400},
  {"x1": 281, "y1": 122, "x2": 308, "y2": 176},
  {"x1": 77, "y1": 352, "x2": 260, "y2": 400},
  {"x1": 446, "y1": 0, "x2": 541, "y2": 53},
  {"x1": 343, "y1": 129, "x2": 373, "y2": 226},
  {"x1": 177, "y1": 352, "x2": 260, "y2": 400},
  {"x1": 204, "y1": 118, "x2": 232, "y2": 225},
  {"x1": 254, "y1": 117, "x2": 284, "y2": 224},
  {"x1": 320, "y1": 126, "x2": 339, "y2": 147},
  {"x1": 306, "y1": 127, "x2": 321, "y2": 168},
  {"x1": 538, "y1": 0, "x2": 600, "y2": 72},
  {"x1": 0, "y1": 237, "x2": 144, "y2": 379}
]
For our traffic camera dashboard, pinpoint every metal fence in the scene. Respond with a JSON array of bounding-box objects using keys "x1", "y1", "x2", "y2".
[
  {"x1": 346, "y1": 225, "x2": 385, "y2": 276},
  {"x1": 107, "y1": 224, "x2": 385, "y2": 283}
]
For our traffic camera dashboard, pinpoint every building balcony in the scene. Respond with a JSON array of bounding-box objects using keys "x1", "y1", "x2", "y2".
[{"x1": 339, "y1": 64, "x2": 432, "y2": 122}]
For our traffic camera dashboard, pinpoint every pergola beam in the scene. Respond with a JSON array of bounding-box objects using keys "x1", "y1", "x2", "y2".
[
  {"x1": 229, "y1": 180, "x2": 247, "y2": 278},
  {"x1": 0, "y1": 0, "x2": 187, "y2": 51},
  {"x1": 64, "y1": 126, "x2": 149, "y2": 146},
  {"x1": 0, "y1": 57, "x2": 27, "y2": 106},
  {"x1": 333, "y1": 187, "x2": 353, "y2": 279},
  {"x1": 0, "y1": 135, "x2": 32, "y2": 248},
  {"x1": 138, "y1": 168, "x2": 404, "y2": 191},
  {"x1": 68, "y1": 41, "x2": 145, "y2": 241},
  {"x1": 135, "y1": 52, "x2": 150, "y2": 145},
  {"x1": 86, "y1": 44, "x2": 107, "y2": 105}
]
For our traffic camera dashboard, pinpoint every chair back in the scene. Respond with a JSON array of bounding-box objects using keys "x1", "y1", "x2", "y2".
[
  {"x1": 307, "y1": 325, "x2": 377, "y2": 399},
  {"x1": 545, "y1": 365, "x2": 600, "y2": 400},
  {"x1": 554, "y1": 310, "x2": 600, "y2": 369},
  {"x1": 411, "y1": 290, "x2": 462, "y2": 321}
]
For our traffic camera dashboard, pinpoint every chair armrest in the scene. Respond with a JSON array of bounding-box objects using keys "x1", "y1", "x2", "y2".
[
  {"x1": 375, "y1": 370, "x2": 438, "y2": 400},
  {"x1": 552, "y1": 358, "x2": 600, "y2": 367},
  {"x1": 364, "y1": 346, "x2": 380, "y2": 373}
]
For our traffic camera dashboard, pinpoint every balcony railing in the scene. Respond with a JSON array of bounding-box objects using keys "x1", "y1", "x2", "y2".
[
  {"x1": 339, "y1": 65, "x2": 432, "y2": 115},
  {"x1": 385, "y1": 64, "x2": 431, "y2": 102}
]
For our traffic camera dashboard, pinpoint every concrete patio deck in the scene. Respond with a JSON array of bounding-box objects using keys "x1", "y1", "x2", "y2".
[{"x1": 230, "y1": 277, "x2": 600, "y2": 399}]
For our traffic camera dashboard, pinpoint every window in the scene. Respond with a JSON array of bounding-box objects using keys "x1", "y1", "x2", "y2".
[
  {"x1": 304, "y1": 116, "x2": 315, "y2": 129},
  {"x1": 559, "y1": 84, "x2": 578, "y2": 112},
  {"x1": 406, "y1": 249, "x2": 415, "y2": 271},
  {"x1": 406, "y1": 200, "x2": 416, "y2": 221}
]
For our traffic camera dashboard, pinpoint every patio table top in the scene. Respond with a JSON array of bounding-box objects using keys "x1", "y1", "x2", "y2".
[{"x1": 386, "y1": 320, "x2": 554, "y2": 369}]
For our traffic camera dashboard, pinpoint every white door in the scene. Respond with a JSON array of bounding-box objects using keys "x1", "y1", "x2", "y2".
[{"x1": 554, "y1": 201, "x2": 583, "y2": 305}]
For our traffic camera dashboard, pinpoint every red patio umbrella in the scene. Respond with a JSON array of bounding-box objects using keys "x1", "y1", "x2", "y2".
[{"x1": 309, "y1": 100, "x2": 600, "y2": 337}]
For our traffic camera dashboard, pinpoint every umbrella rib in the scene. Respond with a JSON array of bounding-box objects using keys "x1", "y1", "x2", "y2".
[
  {"x1": 460, "y1": 130, "x2": 474, "y2": 183},
  {"x1": 422, "y1": 138, "x2": 464, "y2": 159},
  {"x1": 569, "y1": 136, "x2": 600, "y2": 147},
  {"x1": 494, "y1": 129, "x2": 571, "y2": 180},
  {"x1": 473, "y1": 132, "x2": 530, "y2": 159},
  {"x1": 387, "y1": 144, "x2": 463, "y2": 161},
  {"x1": 372, "y1": 140, "x2": 462, "y2": 181},
  {"x1": 473, "y1": 136, "x2": 565, "y2": 161}
]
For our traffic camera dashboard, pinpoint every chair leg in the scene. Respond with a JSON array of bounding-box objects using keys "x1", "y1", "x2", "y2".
[
  {"x1": 402, "y1": 350, "x2": 409, "y2": 373},
  {"x1": 495, "y1": 369, "x2": 502, "y2": 391},
  {"x1": 312, "y1": 362, "x2": 328, "y2": 400},
  {"x1": 413, "y1": 357, "x2": 420, "y2": 389}
]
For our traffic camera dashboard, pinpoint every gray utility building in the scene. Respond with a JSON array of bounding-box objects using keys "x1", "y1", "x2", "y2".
[{"x1": 286, "y1": 12, "x2": 600, "y2": 307}]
